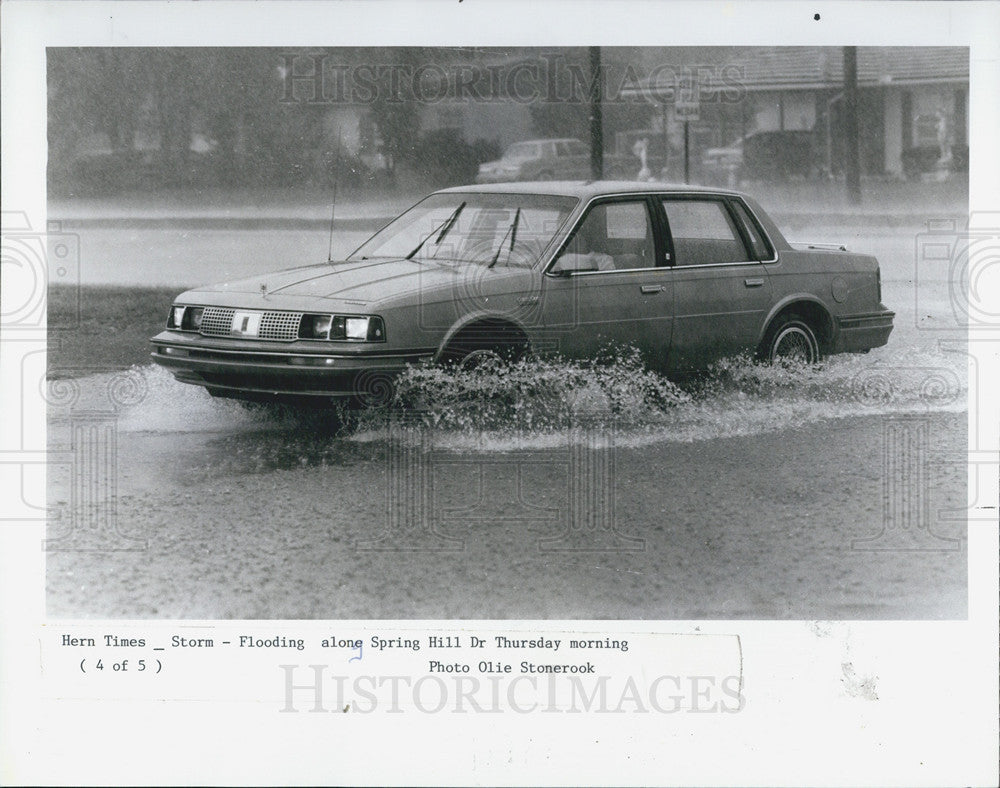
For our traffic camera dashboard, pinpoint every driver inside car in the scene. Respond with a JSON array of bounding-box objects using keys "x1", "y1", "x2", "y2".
[{"x1": 552, "y1": 212, "x2": 615, "y2": 272}]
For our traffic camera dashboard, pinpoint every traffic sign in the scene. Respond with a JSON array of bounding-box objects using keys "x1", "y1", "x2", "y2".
[{"x1": 675, "y1": 103, "x2": 700, "y2": 122}]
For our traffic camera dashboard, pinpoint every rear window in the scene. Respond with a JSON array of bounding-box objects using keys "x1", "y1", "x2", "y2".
[
  {"x1": 730, "y1": 200, "x2": 773, "y2": 260},
  {"x1": 662, "y1": 199, "x2": 750, "y2": 266}
]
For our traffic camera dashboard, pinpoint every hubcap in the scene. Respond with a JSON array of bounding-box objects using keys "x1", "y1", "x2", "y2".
[
  {"x1": 771, "y1": 326, "x2": 816, "y2": 363},
  {"x1": 459, "y1": 348, "x2": 504, "y2": 370}
]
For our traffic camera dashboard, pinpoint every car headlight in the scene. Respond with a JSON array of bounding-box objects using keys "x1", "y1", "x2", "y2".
[
  {"x1": 298, "y1": 314, "x2": 385, "y2": 342},
  {"x1": 345, "y1": 317, "x2": 371, "y2": 340},
  {"x1": 185, "y1": 307, "x2": 204, "y2": 330},
  {"x1": 300, "y1": 314, "x2": 334, "y2": 339},
  {"x1": 168, "y1": 305, "x2": 204, "y2": 331},
  {"x1": 168, "y1": 305, "x2": 185, "y2": 329}
]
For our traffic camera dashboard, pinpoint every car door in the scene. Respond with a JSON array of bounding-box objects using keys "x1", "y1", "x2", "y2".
[
  {"x1": 658, "y1": 196, "x2": 774, "y2": 371},
  {"x1": 540, "y1": 196, "x2": 673, "y2": 369}
]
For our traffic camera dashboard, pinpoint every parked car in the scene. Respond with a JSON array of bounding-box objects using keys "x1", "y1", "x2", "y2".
[
  {"x1": 476, "y1": 138, "x2": 592, "y2": 183},
  {"x1": 151, "y1": 182, "x2": 894, "y2": 406},
  {"x1": 901, "y1": 144, "x2": 969, "y2": 179},
  {"x1": 702, "y1": 130, "x2": 818, "y2": 181}
]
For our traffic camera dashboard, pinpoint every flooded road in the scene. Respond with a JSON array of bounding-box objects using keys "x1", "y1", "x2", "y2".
[
  {"x1": 45, "y1": 221, "x2": 970, "y2": 619},
  {"x1": 46, "y1": 351, "x2": 968, "y2": 620}
]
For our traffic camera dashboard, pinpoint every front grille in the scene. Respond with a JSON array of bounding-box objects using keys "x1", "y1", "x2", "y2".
[
  {"x1": 199, "y1": 307, "x2": 237, "y2": 337},
  {"x1": 259, "y1": 311, "x2": 304, "y2": 341},
  {"x1": 198, "y1": 307, "x2": 304, "y2": 341}
]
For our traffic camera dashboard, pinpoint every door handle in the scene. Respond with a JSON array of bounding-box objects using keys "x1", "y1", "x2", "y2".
[
  {"x1": 517, "y1": 296, "x2": 540, "y2": 305},
  {"x1": 640, "y1": 285, "x2": 665, "y2": 294},
  {"x1": 744, "y1": 278, "x2": 765, "y2": 288}
]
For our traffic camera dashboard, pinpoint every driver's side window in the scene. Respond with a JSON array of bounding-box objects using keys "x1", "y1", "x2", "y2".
[{"x1": 552, "y1": 200, "x2": 652, "y2": 273}]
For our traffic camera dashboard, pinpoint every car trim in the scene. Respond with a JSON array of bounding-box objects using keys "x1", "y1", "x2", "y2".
[
  {"x1": 541, "y1": 191, "x2": 779, "y2": 278},
  {"x1": 836, "y1": 311, "x2": 896, "y2": 328},
  {"x1": 152, "y1": 353, "x2": 423, "y2": 372},
  {"x1": 542, "y1": 192, "x2": 669, "y2": 278},
  {"x1": 347, "y1": 191, "x2": 580, "y2": 268},
  {"x1": 171, "y1": 372, "x2": 360, "y2": 399},
  {"x1": 726, "y1": 197, "x2": 779, "y2": 264},
  {"x1": 655, "y1": 194, "x2": 779, "y2": 266},
  {"x1": 669, "y1": 260, "x2": 771, "y2": 270},
  {"x1": 756, "y1": 294, "x2": 836, "y2": 346},
  {"x1": 166, "y1": 305, "x2": 388, "y2": 343},
  {"x1": 557, "y1": 267, "x2": 670, "y2": 277},
  {"x1": 150, "y1": 338, "x2": 436, "y2": 359}
]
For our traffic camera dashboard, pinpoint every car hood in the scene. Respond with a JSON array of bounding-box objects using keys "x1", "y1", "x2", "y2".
[{"x1": 182, "y1": 258, "x2": 535, "y2": 309}]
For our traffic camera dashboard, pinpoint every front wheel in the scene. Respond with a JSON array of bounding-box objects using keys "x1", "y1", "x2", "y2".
[
  {"x1": 760, "y1": 314, "x2": 820, "y2": 364},
  {"x1": 442, "y1": 343, "x2": 526, "y2": 370}
]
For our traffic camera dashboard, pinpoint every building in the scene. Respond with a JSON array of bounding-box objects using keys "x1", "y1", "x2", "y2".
[{"x1": 624, "y1": 46, "x2": 969, "y2": 179}]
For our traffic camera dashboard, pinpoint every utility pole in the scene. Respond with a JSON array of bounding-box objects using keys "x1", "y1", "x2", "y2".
[
  {"x1": 589, "y1": 46, "x2": 603, "y2": 180},
  {"x1": 843, "y1": 46, "x2": 862, "y2": 205}
]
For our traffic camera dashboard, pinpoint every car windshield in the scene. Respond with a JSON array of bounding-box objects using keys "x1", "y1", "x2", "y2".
[
  {"x1": 348, "y1": 192, "x2": 579, "y2": 268},
  {"x1": 502, "y1": 142, "x2": 541, "y2": 161}
]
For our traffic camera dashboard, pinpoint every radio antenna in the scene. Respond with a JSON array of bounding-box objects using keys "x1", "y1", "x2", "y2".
[{"x1": 326, "y1": 126, "x2": 342, "y2": 263}]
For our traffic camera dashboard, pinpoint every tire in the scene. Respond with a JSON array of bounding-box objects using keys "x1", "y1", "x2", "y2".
[
  {"x1": 456, "y1": 347, "x2": 506, "y2": 370},
  {"x1": 440, "y1": 334, "x2": 528, "y2": 369},
  {"x1": 444, "y1": 343, "x2": 526, "y2": 370},
  {"x1": 760, "y1": 313, "x2": 820, "y2": 364}
]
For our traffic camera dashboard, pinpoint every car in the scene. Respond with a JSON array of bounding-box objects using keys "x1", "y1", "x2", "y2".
[
  {"x1": 150, "y1": 181, "x2": 894, "y2": 406},
  {"x1": 476, "y1": 139, "x2": 591, "y2": 183},
  {"x1": 701, "y1": 130, "x2": 818, "y2": 181}
]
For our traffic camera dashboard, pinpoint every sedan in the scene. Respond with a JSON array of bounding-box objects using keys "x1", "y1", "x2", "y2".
[
  {"x1": 476, "y1": 139, "x2": 591, "y2": 183},
  {"x1": 150, "y1": 182, "x2": 894, "y2": 406}
]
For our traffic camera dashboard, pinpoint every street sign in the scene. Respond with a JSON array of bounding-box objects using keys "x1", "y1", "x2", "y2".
[
  {"x1": 675, "y1": 103, "x2": 700, "y2": 122},
  {"x1": 675, "y1": 74, "x2": 700, "y2": 122}
]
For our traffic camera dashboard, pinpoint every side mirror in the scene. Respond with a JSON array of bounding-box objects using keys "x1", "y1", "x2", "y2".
[{"x1": 550, "y1": 253, "x2": 598, "y2": 275}]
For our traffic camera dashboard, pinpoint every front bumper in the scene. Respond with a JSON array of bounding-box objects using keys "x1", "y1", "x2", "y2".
[
  {"x1": 833, "y1": 308, "x2": 895, "y2": 353},
  {"x1": 150, "y1": 330, "x2": 435, "y2": 400}
]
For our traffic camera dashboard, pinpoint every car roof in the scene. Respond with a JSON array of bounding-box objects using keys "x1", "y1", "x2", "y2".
[{"x1": 439, "y1": 180, "x2": 744, "y2": 200}]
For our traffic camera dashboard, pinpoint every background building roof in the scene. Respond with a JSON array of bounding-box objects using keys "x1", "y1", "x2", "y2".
[{"x1": 634, "y1": 46, "x2": 969, "y2": 94}]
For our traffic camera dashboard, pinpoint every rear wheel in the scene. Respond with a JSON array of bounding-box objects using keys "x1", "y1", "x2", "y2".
[{"x1": 760, "y1": 313, "x2": 820, "y2": 364}]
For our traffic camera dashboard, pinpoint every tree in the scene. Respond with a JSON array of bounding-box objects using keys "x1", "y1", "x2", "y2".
[{"x1": 367, "y1": 47, "x2": 425, "y2": 176}]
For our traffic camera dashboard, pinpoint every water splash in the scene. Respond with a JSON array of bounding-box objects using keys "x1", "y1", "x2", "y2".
[{"x1": 59, "y1": 343, "x2": 967, "y2": 452}]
